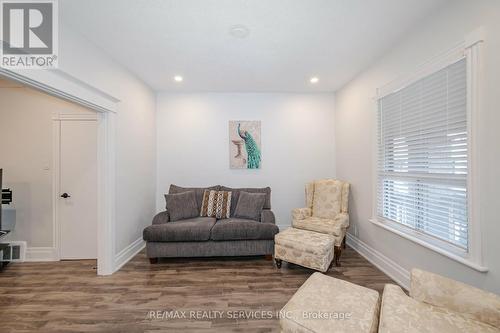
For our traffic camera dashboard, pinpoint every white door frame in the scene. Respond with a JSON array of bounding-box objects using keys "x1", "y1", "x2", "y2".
[{"x1": 0, "y1": 67, "x2": 119, "y2": 275}]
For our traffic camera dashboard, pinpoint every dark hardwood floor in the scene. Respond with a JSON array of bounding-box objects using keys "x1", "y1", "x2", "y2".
[{"x1": 0, "y1": 247, "x2": 395, "y2": 332}]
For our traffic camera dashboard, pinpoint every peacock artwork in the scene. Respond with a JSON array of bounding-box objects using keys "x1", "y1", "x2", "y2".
[{"x1": 229, "y1": 121, "x2": 261, "y2": 169}]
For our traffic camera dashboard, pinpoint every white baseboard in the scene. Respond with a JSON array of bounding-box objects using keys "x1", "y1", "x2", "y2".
[
  {"x1": 25, "y1": 247, "x2": 59, "y2": 261},
  {"x1": 113, "y1": 237, "x2": 145, "y2": 272},
  {"x1": 347, "y1": 233, "x2": 410, "y2": 290}
]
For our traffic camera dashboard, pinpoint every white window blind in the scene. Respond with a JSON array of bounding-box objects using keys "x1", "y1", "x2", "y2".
[{"x1": 377, "y1": 58, "x2": 468, "y2": 250}]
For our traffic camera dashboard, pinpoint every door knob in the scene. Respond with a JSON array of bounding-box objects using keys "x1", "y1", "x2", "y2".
[{"x1": 60, "y1": 193, "x2": 71, "y2": 198}]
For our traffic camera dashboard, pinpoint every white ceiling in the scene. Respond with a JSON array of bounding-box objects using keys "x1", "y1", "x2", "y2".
[{"x1": 60, "y1": 0, "x2": 448, "y2": 92}]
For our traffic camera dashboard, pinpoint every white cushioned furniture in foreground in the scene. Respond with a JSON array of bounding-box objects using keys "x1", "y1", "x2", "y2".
[
  {"x1": 274, "y1": 228, "x2": 335, "y2": 272},
  {"x1": 379, "y1": 268, "x2": 500, "y2": 333},
  {"x1": 281, "y1": 269, "x2": 500, "y2": 333},
  {"x1": 280, "y1": 272, "x2": 380, "y2": 333}
]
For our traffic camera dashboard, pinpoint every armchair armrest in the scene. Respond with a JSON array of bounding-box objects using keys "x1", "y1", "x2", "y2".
[
  {"x1": 152, "y1": 211, "x2": 170, "y2": 225},
  {"x1": 292, "y1": 208, "x2": 312, "y2": 220},
  {"x1": 410, "y1": 268, "x2": 500, "y2": 328},
  {"x1": 333, "y1": 213, "x2": 349, "y2": 229},
  {"x1": 261, "y1": 209, "x2": 276, "y2": 224}
]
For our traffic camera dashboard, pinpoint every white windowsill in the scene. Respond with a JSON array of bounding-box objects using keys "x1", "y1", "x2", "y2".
[{"x1": 369, "y1": 218, "x2": 488, "y2": 273}]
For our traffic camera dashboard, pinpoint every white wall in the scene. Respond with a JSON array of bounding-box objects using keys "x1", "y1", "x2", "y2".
[
  {"x1": 335, "y1": 0, "x2": 500, "y2": 293},
  {"x1": 156, "y1": 93, "x2": 335, "y2": 228},
  {"x1": 0, "y1": 85, "x2": 94, "y2": 248},
  {"x1": 29, "y1": 24, "x2": 157, "y2": 257}
]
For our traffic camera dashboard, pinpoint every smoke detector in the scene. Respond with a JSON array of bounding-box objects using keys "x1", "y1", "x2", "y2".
[{"x1": 229, "y1": 25, "x2": 250, "y2": 39}]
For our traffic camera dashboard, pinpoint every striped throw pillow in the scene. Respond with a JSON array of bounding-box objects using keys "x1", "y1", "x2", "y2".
[{"x1": 200, "y1": 190, "x2": 232, "y2": 219}]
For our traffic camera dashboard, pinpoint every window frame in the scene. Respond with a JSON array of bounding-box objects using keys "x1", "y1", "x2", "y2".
[{"x1": 370, "y1": 29, "x2": 487, "y2": 272}]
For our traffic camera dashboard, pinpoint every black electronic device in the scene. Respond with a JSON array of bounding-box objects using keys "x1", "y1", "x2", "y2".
[{"x1": 0, "y1": 169, "x2": 12, "y2": 239}]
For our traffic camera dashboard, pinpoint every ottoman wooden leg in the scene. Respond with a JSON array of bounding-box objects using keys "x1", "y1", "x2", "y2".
[
  {"x1": 342, "y1": 236, "x2": 346, "y2": 249},
  {"x1": 264, "y1": 254, "x2": 273, "y2": 261},
  {"x1": 149, "y1": 258, "x2": 158, "y2": 264},
  {"x1": 334, "y1": 246, "x2": 342, "y2": 267},
  {"x1": 275, "y1": 258, "x2": 282, "y2": 268}
]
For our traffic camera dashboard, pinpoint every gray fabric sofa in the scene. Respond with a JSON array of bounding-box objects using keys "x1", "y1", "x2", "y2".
[{"x1": 143, "y1": 185, "x2": 279, "y2": 263}]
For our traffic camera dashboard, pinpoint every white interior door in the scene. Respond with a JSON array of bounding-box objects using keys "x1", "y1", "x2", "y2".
[{"x1": 59, "y1": 119, "x2": 98, "y2": 260}]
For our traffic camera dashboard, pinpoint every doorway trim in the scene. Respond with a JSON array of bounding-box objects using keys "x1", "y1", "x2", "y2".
[{"x1": 0, "y1": 67, "x2": 119, "y2": 275}]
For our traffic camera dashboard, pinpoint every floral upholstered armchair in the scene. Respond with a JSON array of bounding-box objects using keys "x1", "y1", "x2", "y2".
[{"x1": 292, "y1": 179, "x2": 350, "y2": 266}]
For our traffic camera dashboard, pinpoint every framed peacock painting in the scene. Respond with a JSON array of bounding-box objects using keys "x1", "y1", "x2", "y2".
[{"x1": 229, "y1": 120, "x2": 261, "y2": 169}]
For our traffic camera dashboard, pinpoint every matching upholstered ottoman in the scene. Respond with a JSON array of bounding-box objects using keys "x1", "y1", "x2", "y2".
[
  {"x1": 280, "y1": 272, "x2": 380, "y2": 333},
  {"x1": 274, "y1": 228, "x2": 334, "y2": 272}
]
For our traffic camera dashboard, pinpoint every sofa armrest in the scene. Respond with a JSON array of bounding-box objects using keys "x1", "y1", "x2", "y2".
[
  {"x1": 261, "y1": 209, "x2": 276, "y2": 224},
  {"x1": 410, "y1": 268, "x2": 500, "y2": 328},
  {"x1": 292, "y1": 207, "x2": 312, "y2": 220},
  {"x1": 152, "y1": 211, "x2": 170, "y2": 225}
]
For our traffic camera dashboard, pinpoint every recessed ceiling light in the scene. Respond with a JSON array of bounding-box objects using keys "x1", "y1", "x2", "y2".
[
  {"x1": 310, "y1": 77, "x2": 319, "y2": 84},
  {"x1": 174, "y1": 75, "x2": 183, "y2": 82},
  {"x1": 229, "y1": 24, "x2": 250, "y2": 39}
]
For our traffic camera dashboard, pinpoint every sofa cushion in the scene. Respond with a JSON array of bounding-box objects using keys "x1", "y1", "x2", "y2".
[
  {"x1": 168, "y1": 184, "x2": 220, "y2": 210},
  {"x1": 143, "y1": 217, "x2": 216, "y2": 242},
  {"x1": 233, "y1": 191, "x2": 266, "y2": 221},
  {"x1": 200, "y1": 190, "x2": 232, "y2": 219},
  {"x1": 164, "y1": 191, "x2": 199, "y2": 222},
  {"x1": 210, "y1": 218, "x2": 279, "y2": 241},
  {"x1": 220, "y1": 186, "x2": 271, "y2": 215},
  {"x1": 379, "y1": 284, "x2": 500, "y2": 333}
]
